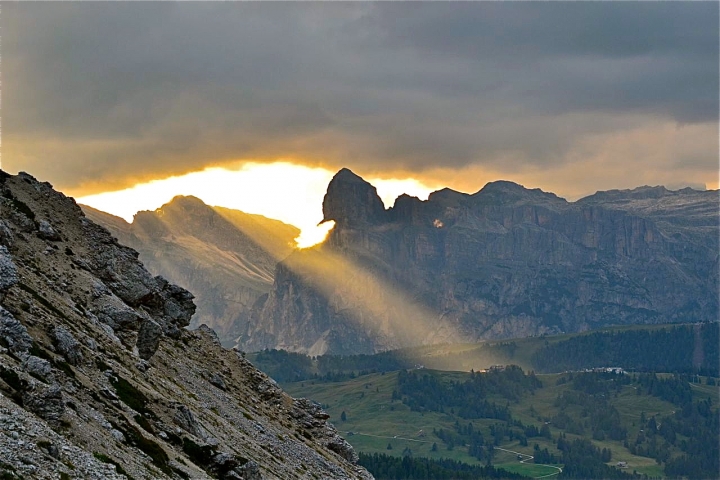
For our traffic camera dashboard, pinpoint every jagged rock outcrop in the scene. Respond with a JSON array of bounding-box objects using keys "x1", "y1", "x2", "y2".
[
  {"x1": 52, "y1": 326, "x2": 83, "y2": 366},
  {"x1": 0, "y1": 246, "x2": 18, "y2": 293},
  {"x1": 21, "y1": 383, "x2": 65, "y2": 424},
  {"x1": 322, "y1": 168, "x2": 386, "y2": 227},
  {"x1": 22, "y1": 355, "x2": 53, "y2": 382},
  {"x1": 37, "y1": 220, "x2": 61, "y2": 241},
  {"x1": 0, "y1": 220, "x2": 14, "y2": 247},
  {"x1": 83, "y1": 196, "x2": 299, "y2": 347},
  {"x1": 0, "y1": 170, "x2": 372, "y2": 479},
  {"x1": 136, "y1": 318, "x2": 164, "y2": 360},
  {"x1": 244, "y1": 169, "x2": 719, "y2": 355},
  {"x1": 0, "y1": 307, "x2": 32, "y2": 353}
]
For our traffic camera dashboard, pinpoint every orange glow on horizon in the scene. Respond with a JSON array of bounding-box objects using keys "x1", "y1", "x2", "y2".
[
  {"x1": 296, "y1": 221, "x2": 335, "y2": 249},
  {"x1": 76, "y1": 162, "x2": 439, "y2": 249}
]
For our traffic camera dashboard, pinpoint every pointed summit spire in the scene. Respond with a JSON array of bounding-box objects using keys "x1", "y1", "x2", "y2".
[
  {"x1": 322, "y1": 168, "x2": 386, "y2": 226},
  {"x1": 332, "y1": 168, "x2": 367, "y2": 184}
]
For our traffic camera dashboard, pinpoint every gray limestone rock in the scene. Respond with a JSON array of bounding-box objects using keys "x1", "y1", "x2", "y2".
[
  {"x1": 22, "y1": 355, "x2": 53, "y2": 382},
  {"x1": 87, "y1": 235, "x2": 157, "y2": 307},
  {"x1": 173, "y1": 404, "x2": 203, "y2": 438},
  {"x1": 52, "y1": 326, "x2": 83, "y2": 365},
  {"x1": 22, "y1": 383, "x2": 64, "y2": 423},
  {"x1": 90, "y1": 278, "x2": 111, "y2": 298},
  {"x1": 94, "y1": 296, "x2": 143, "y2": 331},
  {"x1": 235, "y1": 460, "x2": 262, "y2": 480},
  {"x1": 0, "y1": 246, "x2": 19, "y2": 292},
  {"x1": 36, "y1": 439, "x2": 60, "y2": 459},
  {"x1": 0, "y1": 307, "x2": 32, "y2": 353},
  {"x1": 98, "y1": 322, "x2": 122, "y2": 345},
  {"x1": 209, "y1": 373, "x2": 227, "y2": 391},
  {"x1": 136, "y1": 318, "x2": 163, "y2": 360},
  {"x1": 255, "y1": 376, "x2": 282, "y2": 402},
  {"x1": 110, "y1": 428, "x2": 126, "y2": 443},
  {"x1": 156, "y1": 277, "x2": 196, "y2": 328},
  {"x1": 325, "y1": 436, "x2": 359, "y2": 464},
  {"x1": 135, "y1": 359, "x2": 151, "y2": 372},
  {"x1": 88, "y1": 252, "x2": 195, "y2": 339},
  {"x1": 38, "y1": 219, "x2": 61, "y2": 241},
  {"x1": 0, "y1": 220, "x2": 13, "y2": 247},
  {"x1": 210, "y1": 452, "x2": 248, "y2": 478},
  {"x1": 292, "y1": 398, "x2": 330, "y2": 421},
  {"x1": 288, "y1": 397, "x2": 361, "y2": 464},
  {"x1": 84, "y1": 337, "x2": 97, "y2": 351},
  {"x1": 197, "y1": 324, "x2": 220, "y2": 345}
]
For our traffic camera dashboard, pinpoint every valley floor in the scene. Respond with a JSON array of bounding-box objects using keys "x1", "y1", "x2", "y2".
[{"x1": 285, "y1": 370, "x2": 719, "y2": 479}]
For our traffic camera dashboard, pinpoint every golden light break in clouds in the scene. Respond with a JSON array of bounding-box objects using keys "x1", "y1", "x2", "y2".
[{"x1": 76, "y1": 162, "x2": 442, "y2": 248}]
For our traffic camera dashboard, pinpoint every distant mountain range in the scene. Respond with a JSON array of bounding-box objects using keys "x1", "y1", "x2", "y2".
[
  {"x1": 242, "y1": 169, "x2": 718, "y2": 355},
  {"x1": 86, "y1": 169, "x2": 718, "y2": 355},
  {"x1": 83, "y1": 196, "x2": 298, "y2": 346}
]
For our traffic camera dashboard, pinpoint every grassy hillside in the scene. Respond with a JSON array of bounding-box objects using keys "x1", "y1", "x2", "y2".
[
  {"x1": 286, "y1": 368, "x2": 718, "y2": 479},
  {"x1": 287, "y1": 372, "x2": 554, "y2": 476}
]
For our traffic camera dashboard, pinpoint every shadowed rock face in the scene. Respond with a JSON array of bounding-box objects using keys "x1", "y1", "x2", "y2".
[
  {"x1": 0, "y1": 170, "x2": 372, "y2": 480},
  {"x1": 244, "y1": 169, "x2": 719, "y2": 355},
  {"x1": 322, "y1": 168, "x2": 386, "y2": 227}
]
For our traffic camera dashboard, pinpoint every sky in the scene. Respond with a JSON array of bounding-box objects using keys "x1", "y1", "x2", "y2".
[{"x1": 2, "y1": 2, "x2": 718, "y2": 242}]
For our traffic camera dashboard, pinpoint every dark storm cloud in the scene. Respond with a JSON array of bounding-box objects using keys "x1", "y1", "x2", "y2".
[
  {"x1": 367, "y1": 2, "x2": 717, "y2": 60},
  {"x1": 361, "y1": 2, "x2": 718, "y2": 122},
  {"x1": 3, "y1": 2, "x2": 717, "y2": 192}
]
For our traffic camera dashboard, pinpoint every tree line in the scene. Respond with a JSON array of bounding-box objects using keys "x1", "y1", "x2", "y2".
[
  {"x1": 531, "y1": 323, "x2": 718, "y2": 375},
  {"x1": 395, "y1": 365, "x2": 541, "y2": 418},
  {"x1": 357, "y1": 453, "x2": 525, "y2": 480}
]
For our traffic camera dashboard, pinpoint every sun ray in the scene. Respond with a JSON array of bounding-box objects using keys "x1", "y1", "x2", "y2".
[{"x1": 273, "y1": 247, "x2": 465, "y2": 355}]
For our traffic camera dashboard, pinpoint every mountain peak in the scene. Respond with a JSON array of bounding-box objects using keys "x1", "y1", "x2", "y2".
[
  {"x1": 427, "y1": 187, "x2": 470, "y2": 206},
  {"x1": 333, "y1": 168, "x2": 367, "y2": 184},
  {"x1": 474, "y1": 180, "x2": 564, "y2": 204},
  {"x1": 578, "y1": 185, "x2": 693, "y2": 203},
  {"x1": 168, "y1": 194, "x2": 206, "y2": 205},
  {"x1": 160, "y1": 195, "x2": 212, "y2": 213},
  {"x1": 322, "y1": 168, "x2": 386, "y2": 226},
  {"x1": 482, "y1": 179, "x2": 526, "y2": 190}
]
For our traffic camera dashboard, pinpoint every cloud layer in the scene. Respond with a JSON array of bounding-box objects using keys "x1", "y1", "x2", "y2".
[{"x1": 3, "y1": 2, "x2": 718, "y2": 195}]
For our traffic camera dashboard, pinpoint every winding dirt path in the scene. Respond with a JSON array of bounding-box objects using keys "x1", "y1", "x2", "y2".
[
  {"x1": 494, "y1": 446, "x2": 563, "y2": 478},
  {"x1": 352, "y1": 432, "x2": 430, "y2": 443}
]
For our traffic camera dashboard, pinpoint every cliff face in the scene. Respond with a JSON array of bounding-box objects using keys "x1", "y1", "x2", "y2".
[
  {"x1": 244, "y1": 169, "x2": 718, "y2": 355},
  {"x1": 322, "y1": 168, "x2": 386, "y2": 227},
  {"x1": 83, "y1": 197, "x2": 299, "y2": 347},
  {"x1": 0, "y1": 171, "x2": 371, "y2": 479}
]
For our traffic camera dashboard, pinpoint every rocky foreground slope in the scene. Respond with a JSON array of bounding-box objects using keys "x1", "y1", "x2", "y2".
[
  {"x1": 83, "y1": 198, "x2": 298, "y2": 347},
  {"x1": 243, "y1": 169, "x2": 718, "y2": 355},
  {"x1": 0, "y1": 171, "x2": 371, "y2": 479}
]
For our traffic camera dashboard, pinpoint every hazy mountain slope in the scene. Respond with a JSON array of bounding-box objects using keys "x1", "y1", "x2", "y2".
[
  {"x1": 0, "y1": 170, "x2": 370, "y2": 479},
  {"x1": 83, "y1": 197, "x2": 299, "y2": 346},
  {"x1": 243, "y1": 169, "x2": 718, "y2": 355}
]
